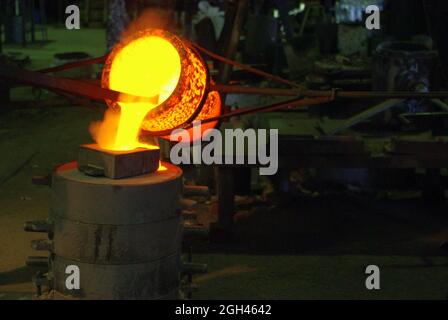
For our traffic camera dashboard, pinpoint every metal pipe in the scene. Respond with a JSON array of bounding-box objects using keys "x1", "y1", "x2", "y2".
[
  {"x1": 212, "y1": 84, "x2": 301, "y2": 96},
  {"x1": 24, "y1": 220, "x2": 51, "y2": 233},
  {"x1": 182, "y1": 96, "x2": 332, "y2": 129},
  {"x1": 38, "y1": 54, "x2": 108, "y2": 74},
  {"x1": 31, "y1": 239, "x2": 52, "y2": 251},
  {"x1": 317, "y1": 99, "x2": 404, "y2": 135},
  {"x1": 0, "y1": 63, "x2": 157, "y2": 103},
  {"x1": 333, "y1": 91, "x2": 448, "y2": 99},
  {"x1": 26, "y1": 256, "x2": 49, "y2": 268},
  {"x1": 182, "y1": 262, "x2": 208, "y2": 275},
  {"x1": 213, "y1": 84, "x2": 448, "y2": 100}
]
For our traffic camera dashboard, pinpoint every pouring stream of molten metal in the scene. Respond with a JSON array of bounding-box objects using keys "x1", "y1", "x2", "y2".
[{"x1": 92, "y1": 35, "x2": 181, "y2": 151}]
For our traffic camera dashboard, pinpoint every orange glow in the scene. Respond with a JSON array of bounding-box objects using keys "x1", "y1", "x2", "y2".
[
  {"x1": 91, "y1": 28, "x2": 211, "y2": 154},
  {"x1": 190, "y1": 91, "x2": 222, "y2": 140},
  {"x1": 92, "y1": 33, "x2": 182, "y2": 151},
  {"x1": 109, "y1": 36, "x2": 181, "y2": 150},
  {"x1": 139, "y1": 32, "x2": 209, "y2": 135},
  {"x1": 164, "y1": 91, "x2": 222, "y2": 142},
  {"x1": 158, "y1": 161, "x2": 168, "y2": 171}
]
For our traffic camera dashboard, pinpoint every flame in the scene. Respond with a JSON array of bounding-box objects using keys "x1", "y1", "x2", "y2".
[
  {"x1": 158, "y1": 161, "x2": 168, "y2": 172},
  {"x1": 91, "y1": 35, "x2": 181, "y2": 151}
]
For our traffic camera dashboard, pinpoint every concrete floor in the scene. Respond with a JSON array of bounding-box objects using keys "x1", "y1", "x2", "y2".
[{"x1": 1, "y1": 27, "x2": 448, "y2": 300}]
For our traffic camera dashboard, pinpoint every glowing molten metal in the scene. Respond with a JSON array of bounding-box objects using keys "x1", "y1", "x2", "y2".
[{"x1": 91, "y1": 29, "x2": 221, "y2": 153}]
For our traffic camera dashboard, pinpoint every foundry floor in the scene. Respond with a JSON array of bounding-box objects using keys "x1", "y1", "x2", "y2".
[{"x1": 1, "y1": 27, "x2": 448, "y2": 300}]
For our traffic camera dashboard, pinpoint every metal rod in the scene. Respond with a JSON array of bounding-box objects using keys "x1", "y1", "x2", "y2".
[
  {"x1": 55, "y1": 91, "x2": 106, "y2": 112},
  {"x1": 38, "y1": 54, "x2": 108, "y2": 74},
  {"x1": 181, "y1": 96, "x2": 332, "y2": 130},
  {"x1": 187, "y1": 41, "x2": 301, "y2": 89},
  {"x1": 318, "y1": 99, "x2": 404, "y2": 135},
  {"x1": 0, "y1": 62, "x2": 157, "y2": 103},
  {"x1": 333, "y1": 91, "x2": 448, "y2": 99},
  {"x1": 216, "y1": 0, "x2": 248, "y2": 85},
  {"x1": 213, "y1": 84, "x2": 448, "y2": 100},
  {"x1": 212, "y1": 84, "x2": 302, "y2": 96}
]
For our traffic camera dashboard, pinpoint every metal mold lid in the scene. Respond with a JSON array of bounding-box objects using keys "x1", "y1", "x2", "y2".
[{"x1": 55, "y1": 161, "x2": 182, "y2": 186}]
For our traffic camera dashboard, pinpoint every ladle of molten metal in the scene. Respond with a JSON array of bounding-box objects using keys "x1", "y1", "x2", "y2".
[{"x1": 98, "y1": 29, "x2": 222, "y2": 149}]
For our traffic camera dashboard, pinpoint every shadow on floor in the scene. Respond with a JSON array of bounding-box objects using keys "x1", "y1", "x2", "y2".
[{"x1": 194, "y1": 194, "x2": 448, "y2": 257}]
